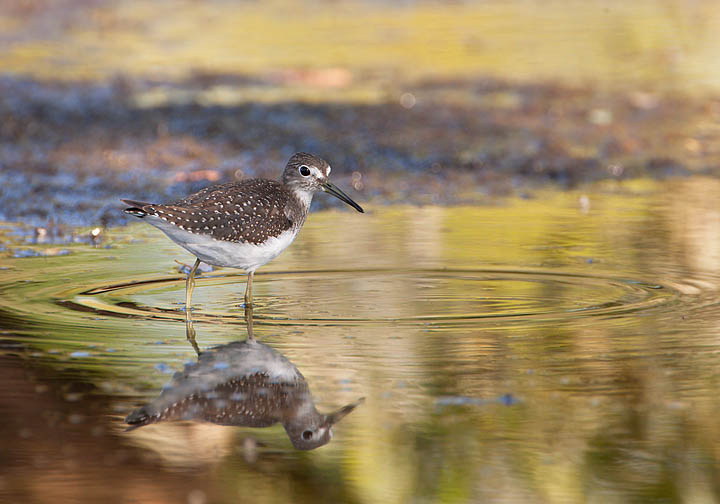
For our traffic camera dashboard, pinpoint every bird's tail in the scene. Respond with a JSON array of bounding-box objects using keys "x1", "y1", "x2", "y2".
[
  {"x1": 124, "y1": 406, "x2": 158, "y2": 431},
  {"x1": 121, "y1": 199, "x2": 152, "y2": 218}
]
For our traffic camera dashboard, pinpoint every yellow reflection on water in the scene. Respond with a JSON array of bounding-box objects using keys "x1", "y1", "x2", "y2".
[{"x1": 1, "y1": 0, "x2": 720, "y2": 96}]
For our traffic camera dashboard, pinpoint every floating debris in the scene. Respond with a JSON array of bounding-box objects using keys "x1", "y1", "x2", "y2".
[
  {"x1": 154, "y1": 363, "x2": 173, "y2": 374},
  {"x1": 12, "y1": 248, "x2": 70, "y2": 258},
  {"x1": 90, "y1": 227, "x2": 102, "y2": 246},
  {"x1": 435, "y1": 393, "x2": 520, "y2": 408}
]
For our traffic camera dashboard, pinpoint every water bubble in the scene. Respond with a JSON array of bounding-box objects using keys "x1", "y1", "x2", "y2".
[{"x1": 400, "y1": 92, "x2": 416, "y2": 109}]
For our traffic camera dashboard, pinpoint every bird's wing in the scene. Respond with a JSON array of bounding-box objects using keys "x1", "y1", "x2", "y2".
[{"x1": 149, "y1": 181, "x2": 296, "y2": 244}]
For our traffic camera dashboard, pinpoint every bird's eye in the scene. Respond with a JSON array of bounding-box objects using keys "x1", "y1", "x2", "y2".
[
  {"x1": 299, "y1": 165, "x2": 311, "y2": 177},
  {"x1": 302, "y1": 430, "x2": 313, "y2": 440}
]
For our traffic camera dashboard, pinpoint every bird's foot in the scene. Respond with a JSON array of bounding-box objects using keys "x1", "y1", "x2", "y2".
[{"x1": 175, "y1": 259, "x2": 193, "y2": 274}]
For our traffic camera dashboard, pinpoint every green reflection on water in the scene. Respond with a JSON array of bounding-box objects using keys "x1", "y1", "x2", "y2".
[{"x1": 1, "y1": 178, "x2": 720, "y2": 502}]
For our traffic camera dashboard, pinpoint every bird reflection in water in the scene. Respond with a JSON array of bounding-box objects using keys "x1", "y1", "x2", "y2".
[{"x1": 126, "y1": 307, "x2": 363, "y2": 450}]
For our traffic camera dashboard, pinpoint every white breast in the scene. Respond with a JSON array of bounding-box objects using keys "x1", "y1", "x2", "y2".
[{"x1": 146, "y1": 215, "x2": 300, "y2": 272}]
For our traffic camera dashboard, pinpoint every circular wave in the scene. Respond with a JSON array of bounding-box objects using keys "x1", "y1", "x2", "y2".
[{"x1": 60, "y1": 268, "x2": 679, "y2": 326}]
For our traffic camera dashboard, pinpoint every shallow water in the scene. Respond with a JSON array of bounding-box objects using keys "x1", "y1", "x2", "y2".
[{"x1": 2, "y1": 178, "x2": 720, "y2": 502}]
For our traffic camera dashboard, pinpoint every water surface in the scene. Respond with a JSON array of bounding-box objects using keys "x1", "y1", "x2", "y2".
[{"x1": 2, "y1": 178, "x2": 720, "y2": 502}]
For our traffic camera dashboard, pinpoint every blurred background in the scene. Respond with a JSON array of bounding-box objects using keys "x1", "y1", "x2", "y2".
[
  {"x1": 1, "y1": 0, "x2": 719, "y2": 227},
  {"x1": 2, "y1": 1, "x2": 720, "y2": 503}
]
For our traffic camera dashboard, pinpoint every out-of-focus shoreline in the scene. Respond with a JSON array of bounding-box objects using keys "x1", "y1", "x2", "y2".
[
  {"x1": 2, "y1": 0, "x2": 720, "y2": 228},
  {"x1": 1, "y1": 73, "x2": 717, "y2": 229}
]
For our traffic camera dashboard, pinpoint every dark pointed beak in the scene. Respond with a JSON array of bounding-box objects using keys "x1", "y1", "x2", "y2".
[
  {"x1": 325, "y1": 397, "x2": 365, "y2": 426},
  {"x1": 322, "y1": 181, "x2": 364, "y2": 213}
]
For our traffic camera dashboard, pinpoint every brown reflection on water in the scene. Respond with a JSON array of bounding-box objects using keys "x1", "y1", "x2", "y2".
[
  {"x1": 662, "y1": 178, "x2": 720, "y2": 284},
  {"x1": 0, "y1": 349, "x2": 365, "y2": 503},
  {"x1": 0, "y1": 355, "x2": 217, "y2": 502}
]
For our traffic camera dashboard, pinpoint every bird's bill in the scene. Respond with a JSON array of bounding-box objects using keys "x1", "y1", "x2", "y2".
[
  {"x1": 325, "y1": 397, "x2": 365, "y2": 426},
  {"x1": 322, "y1": 181, "x2": 364, "y2": 213}
]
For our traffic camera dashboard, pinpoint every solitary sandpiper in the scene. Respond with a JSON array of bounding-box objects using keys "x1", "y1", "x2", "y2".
[{"x1": 122, "y1": 152, "x2": 364, "y2": 310}]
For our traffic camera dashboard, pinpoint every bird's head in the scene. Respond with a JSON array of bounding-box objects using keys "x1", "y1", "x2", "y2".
[
  {"x1": 283, "y1": 397, "x2": 365, "y2": 450},
  {"x1": 282, "y1": 152, "x2": 364, "y2": 213}
]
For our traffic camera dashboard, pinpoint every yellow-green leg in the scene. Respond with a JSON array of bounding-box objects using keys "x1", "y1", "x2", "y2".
[
  {"x1": 244, "y1": 303, "x2": 255, "y2": 342},
  {"x1": 184, "y1": 259, "x2": 201, "y2": 354},
  {"x1": 185, "y1": 313, "x2": 200, "y2": 355},
  {"x1": 244, "y1": 271, "x2": 254, "y2": 307},
  {"x1": 185, "y1": 258, "x2": 201, "y2": 319}
]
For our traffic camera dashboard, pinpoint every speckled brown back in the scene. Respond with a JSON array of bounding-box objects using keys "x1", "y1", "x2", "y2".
[
  {"x1": 147, "y1": 373, "x2": 310, "y2": 428},
  {"x1": 130, "y1": 179, "x2": 306, "y2": 245}
]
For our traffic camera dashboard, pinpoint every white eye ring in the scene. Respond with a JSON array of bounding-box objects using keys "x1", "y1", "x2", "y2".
[{"x1": 299, "y1": 165, "x2": 311, "y2": 177}]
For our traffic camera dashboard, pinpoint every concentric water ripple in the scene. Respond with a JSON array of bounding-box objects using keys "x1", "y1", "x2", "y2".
[{"x1": 59, "y1": 268, "x2": 679, "y2": 327}]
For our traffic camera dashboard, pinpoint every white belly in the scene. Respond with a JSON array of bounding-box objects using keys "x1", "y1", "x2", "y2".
[{"x1": 145, "y1": 215, "x2": 299, "y2": 272}]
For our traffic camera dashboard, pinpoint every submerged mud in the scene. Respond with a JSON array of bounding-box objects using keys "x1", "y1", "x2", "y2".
[{"x1": 1, "y1": 74, "x2": 718, "y2": 229}]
